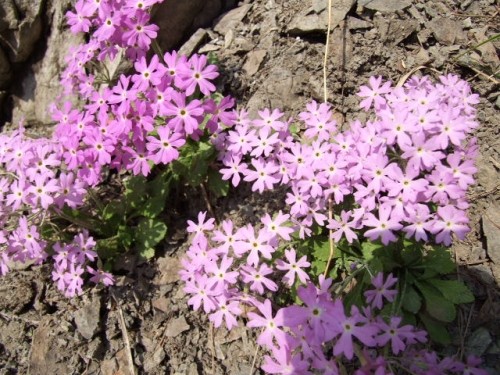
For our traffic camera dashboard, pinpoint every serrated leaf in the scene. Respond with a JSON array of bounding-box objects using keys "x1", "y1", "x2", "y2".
[
  {"x1": 427, "y1": 279, "x2": 474, "y2": 304},
  {"x1": 421, "y1": 246, "x2": 455, "y2": 276},
  {"x1": 207, "y1": 169, "x2": 229, "y2": 198},
  {"x1": 135, "y1": 218, "x2": 167, "y2": 251},
  {"x1": 310, "y1": 236, "x2": 331, "y2": 261},
  {"x1": 139, "y1": 247, "x2": 156, "y2": 260},
  {"x1": 420, "y1": 313, "x2": 451, "y2": 345},
  {"x1": 361, "y1": 240, "x2": 384, "y2": 262},
  {"x1": 96, "y1": 236, "x2": 121, "y2": 259},
  {"x1": 124, "y1": 175, "x2": 147, "y2": 209},
  {"x1": 417, "y1": 281, "x2": 456, "y2": 322},
  {"x1": 402, "y1": 285, "x2": 422, "y2": 314}
]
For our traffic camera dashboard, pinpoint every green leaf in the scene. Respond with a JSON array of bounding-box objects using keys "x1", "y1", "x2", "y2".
[
  {"x1": 420, "y1": 246, "x2": 455, "y2": 277},
  {"x1": 139, "y1": 247, "x2": 156, "y2": 260},
  {"x1": 427, "y1": 279, "x2": 474, "y2": 304},
  {"x1": 360, "y1": 240, "x2": 383, "y2": 262},
  {"x1": 402, "y1": 285, "x2": 422, "y2": 314},
  {"x1": 416, "y1": 281, "x2": 456, "y2": 322},
  {"x1": 101, "y1": 201, "x2": 127, "y2": 236},
  {"x1": 139, "y1": 172, "x2": 171, "y2": 219},
  {"x1": 309, "y1": 235, "x2": 331, "y2": 262},
  {"x1": 96, "y1": 236, "x2": 121, "y2": 259},
  {"x1": 207, "y1": 169, "x2": 229, "y2": 198},
  {"x1": 124, "y1": 175, "x2": 147, "y2": 209},
  {"x1": 420, "y1": 313, "x2": 451, "y2": 345},
  {"x1": 135, "y1": 218, "x2": 167, "y2": 260}
]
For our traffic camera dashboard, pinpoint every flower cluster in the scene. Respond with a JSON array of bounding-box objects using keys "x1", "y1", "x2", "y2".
[
  {"x1": 52, "y1": 230, "x2": 113, "y2": 297},
  {"x1": 55, "y1": 0, "x2": 236, "y2": 183},
  {"x1": 211, "y1": 74, "x2": 479, "y2": 247},
  {"x1": 1, "y1": 0, "x2": 236, "y2": 296},
  {"x1": 180, "y1": 213, "x2": 487, "y2": 374},
  {"x1": 0, "y1": 127, "x2": 89, "y2": 275}
]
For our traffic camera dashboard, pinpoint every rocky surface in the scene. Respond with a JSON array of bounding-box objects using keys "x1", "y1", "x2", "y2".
[{"x1": 0, "y1": 0, "x2": 499, "y2": 374}]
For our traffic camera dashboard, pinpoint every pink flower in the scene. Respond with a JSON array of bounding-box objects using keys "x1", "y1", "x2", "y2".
[
  {"x1": 357, "y1": 76, "x2": 391, "y2": 111},
  {"x1": 363, "y1": 204, "x2": 403, "y2": 245},
  {"x1": 276, "y1": 248, "x2": 310, "y2": 287},
  {"x1": 177, "y1": 54, "x2": 219, "y2": 96},
  {"x1": 247, "y1": 299, "x2": 288, "y2": 349},
  {"x1": 364, "y1": 272, "x2": 398, "y2": 310},
  {"x1": 146, "y1": 126, "x2": 186, "y2": 165}
]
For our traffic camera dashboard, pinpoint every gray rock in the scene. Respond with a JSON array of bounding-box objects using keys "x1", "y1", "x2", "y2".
[
  {"x1": 0, "y1": 1, "x2": 18, "y2": 31},
  {"x1": 347, "y1": 16, "x2": 373, "y2": 30},
  {"x1": 0, "y1": 46, "x2": 11, "y2": 89},
  {"x1": 213, "y1": 4, "x2": 252, "y2": 35},
  {"x1": 429, "y1": 18, "x2": 466, "y2": 45},
  {"x1": 243, "y1": 49, "x2": 266, "y2": 76},
  {"x1": 483, "y1": 204, "x2": 500, "y2": 264},
  {"x1": 11, "y1": 0, "x2": 82, "y2": 126},
  {"x1": 179, "y1": 28, "x2": 209, "y2": 56},
  {"x1": 154, "y1": 256, "x2": 181, "y2": 285},
  {"x1": 359, "y1": 0, "x2": 412, "y2": 12},
  {"x1": 288, "y1": 0, "x2": 355, "y2": 35},
  {"x1": 1, "y1": 0, "x2": 44, "y2": 62},
  {"x1": 143, "y1": 347, "x2": 166, "y2": 372},
  {"x1": 74, "y1": 300, "x2": 102, "y2": 340},
  {"x1": 153, "y1": 0, "x2": 227, "y2": 52},
  {"x1": 165, "y1": 316, "x2": 190, "y2": 337}
]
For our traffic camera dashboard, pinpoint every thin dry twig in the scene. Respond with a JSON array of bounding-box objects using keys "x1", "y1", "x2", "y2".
[
  {"x1": 117, "y1": 306, "x2": 136, "y2": 375},
  {"x1": 323, "y1": 0, "x2": 336, "y2": 279},
  {"x1": 111, "y1": 292, "x2": 136, "y2": 375},
  {"x1": 209, "y1": 322, "x2": 216, "y2": 374},
  {"x1": 249, "y1": 342, "x2": 260, "y2": 375}
]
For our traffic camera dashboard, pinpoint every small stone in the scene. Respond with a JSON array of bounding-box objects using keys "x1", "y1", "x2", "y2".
[
  {"x1": 165, "y1": 316, "x2": 190, "y2": 337},
  {"x1": 154, "y1": 256, "x2": 181, "y2": 285},
  {"x1": 359, "y1": 0, "x2": 412, "y2": 12},
  {"x1": 224, "y1": 29, "x2": 235, "y2": 48},
  {"x1": 429, "y1": 18, "x2": 466, "y2": 45},
  {"x1": 143, "y1": 347, "x2": 166, "y2": 372},
  {"x1": 242, "y1": 50, "x2": 266, "y2": 76},
  {"x1": 100, "y1": 359, "x2": 118, "y2": 375},
  {"x1": 466, "y1": 327, "x2": 492, "y2": 357},
  {"x1": 198, "y1": 44, "x2": 220, "y2": 54},
  {"x1": 347, "y1": 16, "x2": 372, "y2": 30},
  {"x1": 74, "y1": 299, "x2": 101, "y2": 340},
  {"x1": 483, "y1": 204, "x2": 500, "y2": 264},
  {"x1": 288, "y1": 0, "x2": 355, "y2": 35},
  {"x1": 179, "y1": 28, "x2": 208, "y2": 56},
  {"x1": 214, "y1": 4, "x2": 252, "y2": 34},
  {"x1": 152, "y1": 297, "x2": 170, "y2": 313},
  {"x1": 188, "y1": 363, "x2": 199, "y2": 375}
]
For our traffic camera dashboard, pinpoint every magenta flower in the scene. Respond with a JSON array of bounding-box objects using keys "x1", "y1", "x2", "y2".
[
  {"x1": 276, "y1": 248, "x2": 310, "y2": 287},
  {"x1": 243, "y1": 158, "x2": 280, "y2": 193},
  {"x1": 357, "y1": 76, "x2": 391, "y2": 110},
  {"x1": 123, "y1": 10, "x2": 158, "y2": 50},
  {"x1": 177, "y1": 54, "x2": 218, "y2": 96},
  {"x1": 209, "y1": 295, "x2": 241, "y2": 330},
  {"x1": 247, "y1": 299, "x2": 288, "y2": 349},
  {"x1": 240, "y1": 263, "x2": 278, "y2": 295},
  {"x1": 364, "y1": 272, "x2": 398, "y2": 310},
  {"x1": 327, "y1": 210, "x2": 359, "y2": 243},
  {"x1": 431, "y1": 205, "x2": 469, "y2": 246},
  {"x1": 146, "y1": 126, "x2": 186, "y2": 165},
  {"x1": 262, "y1": 345, "x2": 311, "y2": 375},
  {"x1": 164, "y1": 92, "x2": 204, "y2": 135},
  {"x1": 363, "y1": 204, "x2": 403, "y2": 245}
]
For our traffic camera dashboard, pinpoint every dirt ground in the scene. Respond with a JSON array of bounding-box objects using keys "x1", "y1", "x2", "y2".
[{"x1": 0, "y1": 0, "x2": 499, "y2": 374}]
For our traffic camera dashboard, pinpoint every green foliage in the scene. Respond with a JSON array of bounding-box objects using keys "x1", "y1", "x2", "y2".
[
  {"x1": 60, "y1": 130, "x2": 227, "y2": 267},
  {"x1": 305, "y1": 233, "x2": 475, "y2": 345},
  {"x1": 170, "y1": 136, "x2": 229, "y2": 198}
]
